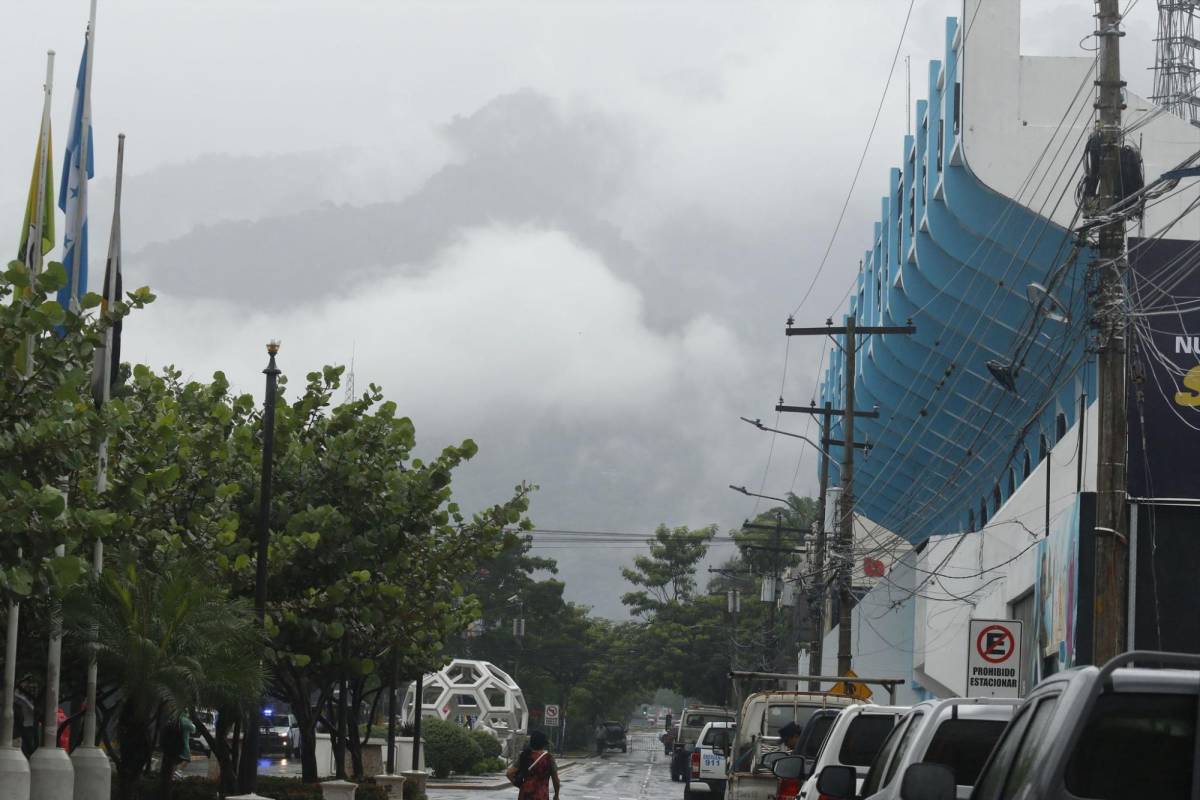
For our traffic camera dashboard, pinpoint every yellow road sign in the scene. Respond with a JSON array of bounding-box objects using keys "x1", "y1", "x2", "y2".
[{"x1": 830, "y1": 669, "x2": 874, "y2": 701}]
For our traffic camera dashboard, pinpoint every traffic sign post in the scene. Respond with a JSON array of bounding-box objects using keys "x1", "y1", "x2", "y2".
[
  {"x1": 966, "y1": 619, "x2": 1022, "y2": 698},
  {"x1": 544, "y1": 705, "x2": 560, "y2": 727}
]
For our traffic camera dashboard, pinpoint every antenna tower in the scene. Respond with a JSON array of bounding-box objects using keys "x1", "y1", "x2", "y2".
[
  {"x1": 345, "y1": 344, "x2": 356, "y2": 404},
  {"x1": 1152, "y1": 1, "x2": 1200, "y2": 124}
]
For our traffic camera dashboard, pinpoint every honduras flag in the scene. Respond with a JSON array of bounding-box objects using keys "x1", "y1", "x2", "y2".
[{"x1": 58, "y1": 31, "x2": 95, "y2": 314}]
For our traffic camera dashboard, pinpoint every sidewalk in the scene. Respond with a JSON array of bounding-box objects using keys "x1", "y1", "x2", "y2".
[{"x1": 428, "y1": 757, "x2": 585, "y2": 790}]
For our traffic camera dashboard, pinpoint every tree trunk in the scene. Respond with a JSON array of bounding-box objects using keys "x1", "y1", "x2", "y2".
[
  {"x1": 346, "y1": 677, "x2": 364, "y2": 780},
  {"x1": 114, "y1": 705, "x2": 150, "y2": 800},
  {"x1": 334, "y1": 676, "x2": 348, "y2": 779}
]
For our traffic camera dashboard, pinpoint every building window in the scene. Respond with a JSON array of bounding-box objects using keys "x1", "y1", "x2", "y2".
[
  {"x1": 1038, "y1": 434, "x2": 1048, "y2": 462},
  {"x1": 908, "y1": 189, "x2": 915, "y2": 236},
  {"x1": 979, "y1": 499, "x2": 988, "y2": 527},
  {"x1": 921, "y1": 161, "x2": 928, "y2": 206},
  {"x1": 1055, "y1": 412, "x2": 1067, "y2": 442},
  {"x1": 937, "y1": 121, "x2": 944, "y2": 173},
  {"x1": 1007, "y1": 468, "x2": 1016, "y2": 497},
  {"x1": 968, "y1": 509, "x2": 976, "y2": 533},
  {"x1": 993, "y1": 484, "x2": 1002, "y2": 513},
  {"x1": 953, "y1": 82, "x2": 961, "y2": 135},
  {"x1": 1023, "y1": 450, "x2": 1032, "y2": 479}
]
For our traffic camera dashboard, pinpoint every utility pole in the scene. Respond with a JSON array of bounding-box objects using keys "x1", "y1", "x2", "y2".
[
  {"x1": 739, "y1": 514, "x2": 807, "y2": 671},
  {"x1": 837, "y1": 317, "x2": 858, "y2": 676},
  {"x1": 810, "y1": 404, "x2": 833, "y2": 688},
  {"x1": 783, "y1": 317, "x2": 914, "y2": 675},
  {"x1": 1092, "y1": 0, "x2": 1130, "y2": 664}
]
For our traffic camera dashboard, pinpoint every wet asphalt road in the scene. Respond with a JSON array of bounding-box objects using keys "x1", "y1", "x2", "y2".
[{"x1": 428, "y1": 731, "x2": 696, "y2": 800}]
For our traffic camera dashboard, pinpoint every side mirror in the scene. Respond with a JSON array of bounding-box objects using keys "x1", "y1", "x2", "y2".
[
  {"x1": 899, "y1": 763, "x2": 956, "y2": 800},
  {"x1": 761, "y1": 751, "x2": 787, "y2": 770},
  {"x1": 770, "y1": 755, "x2": 808, "y2": 780},
  {"x1": 816, "y1": 765, "x2": 856, "y2": 799}
]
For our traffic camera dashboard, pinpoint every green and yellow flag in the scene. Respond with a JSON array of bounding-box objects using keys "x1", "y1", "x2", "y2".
[{"x1": 18, "y1": 125, "x2": 55, "y2": 268}]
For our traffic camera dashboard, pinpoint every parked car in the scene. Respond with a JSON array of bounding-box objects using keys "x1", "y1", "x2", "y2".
[
  {"x1": 595, "y1": 720, "x2": 627, "y2": 754},
  {"x1": 814, "y1": 697, "x2": 1019, "y2": 800},
  {"x1": 724, "y1": 691, "x2": 858, "y2": 800},
  {"x1": 796, "y1": 704, "x2": 906, "y2": 800},
  {"x1": 671, "y1": 705, "x2": 736, "y2": 781},
  {"x1": 685, "y1": 721, "x2": 736, "y2": 800},
  {"x1": 896, "y1": 650, "x2": 1200, "y2": 800}
]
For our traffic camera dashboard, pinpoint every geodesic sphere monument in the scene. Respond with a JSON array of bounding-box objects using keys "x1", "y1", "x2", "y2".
[{"x1": 403, "y1": 659, "x2": 529, "y2": 735}]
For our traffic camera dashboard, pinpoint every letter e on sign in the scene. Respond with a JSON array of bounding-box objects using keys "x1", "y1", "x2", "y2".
[{"x1": 966, "y1": 619, "x2": 1022, "y2": 698}]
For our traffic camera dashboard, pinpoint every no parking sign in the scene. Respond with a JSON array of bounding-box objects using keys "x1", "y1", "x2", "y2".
[{"x1": 966, "y1": 619, "x2": 1021, "y2": 698}]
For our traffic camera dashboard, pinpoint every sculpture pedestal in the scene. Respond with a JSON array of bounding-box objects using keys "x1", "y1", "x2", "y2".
[
  {"x1": 0, "y1": 746, "x2": 30, "y2": 800},
  {"x1": 70, "y1": 745, "x2": 111, "y2": 800}
]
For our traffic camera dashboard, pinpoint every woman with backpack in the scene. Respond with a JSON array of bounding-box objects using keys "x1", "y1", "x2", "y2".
[{"x1": 506, "y1": 730, "x2": 560, "y2": 800}]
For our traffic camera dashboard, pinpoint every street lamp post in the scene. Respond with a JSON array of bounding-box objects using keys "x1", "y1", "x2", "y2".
[{"x1": 238, "y1": 341, "x2": 280, "y2": 794}]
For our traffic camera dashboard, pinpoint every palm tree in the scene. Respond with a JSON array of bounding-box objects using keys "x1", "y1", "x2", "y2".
[{"x1": 68, "y1": 553, "x2": 265, "y2": 800}]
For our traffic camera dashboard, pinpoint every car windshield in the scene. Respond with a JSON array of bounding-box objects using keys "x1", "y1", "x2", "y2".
[
  {"x1": 922, "y1": 719, "x2": 1008, "y2": 786},
  {"x1": 765, "y1": 705, "x2": 822, "y2": 736},
  {"x1": 1064, "y1": 692, "x2": 1197, "y2": 799},
  {"x1": 603, "y1": 723, "x2": 623, "y2": 733},
  {"x1": 703, "y1": 727, "x2": 733, "y2": 749},
  {"x1": 686, "y1": 713, "x2": 732, "y2": 727},
  {"x1": 800, "y1": 714, "x2": 837, "y2": 758},
  {"x1": 266, "y1": 714, "x2": 291, "y2": 728},
  {"x1": 838, "y1": 714, "x2": 898, "y2": 767}
]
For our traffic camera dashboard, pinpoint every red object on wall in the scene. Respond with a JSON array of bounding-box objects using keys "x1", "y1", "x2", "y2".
[{"x1": 863, "y1": 557, "x2": 885, "y2": 578}]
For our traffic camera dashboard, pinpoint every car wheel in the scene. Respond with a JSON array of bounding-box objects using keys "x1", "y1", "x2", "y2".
[{"x1": 621, "y1": 744, "x2": 627, "y2": 753}]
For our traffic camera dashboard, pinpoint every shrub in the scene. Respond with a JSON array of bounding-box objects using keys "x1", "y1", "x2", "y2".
[
  {"x1": 469, "y1": 756, "x2": 507, "y2": 775},
  {"x1": 469, "y1": 730, "x2": 503, "y2": 759},
  {"x1": 421, "y1": 718, "x2": 483, "y2": 778}
]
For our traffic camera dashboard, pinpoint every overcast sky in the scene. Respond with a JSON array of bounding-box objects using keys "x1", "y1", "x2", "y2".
[{"x1": 1, "y1": 1, "x2": 1164, "y2": 616}]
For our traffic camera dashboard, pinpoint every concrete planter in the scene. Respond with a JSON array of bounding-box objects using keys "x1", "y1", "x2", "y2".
[
  {"x1": 400, "y1": 770, "x2": 426, "y2": 800},
  {"x1": 0, "y1": 746, "x2": 30, "y2": 800},
  {"x1": 319, "y1": 778, "x2": 357, "y2": 800},
  {"x1": 375, "y1": 774, "x2": 406, "y2": 797},
  {"x1": 392, "y1": 737, "x2": 425, "y2": 773}
]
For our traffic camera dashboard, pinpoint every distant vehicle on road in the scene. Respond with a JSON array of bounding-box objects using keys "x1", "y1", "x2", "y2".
[
  {"x1": 671, "y1": 705, "x2": 735, "y2": 781},
  {"x1": 685, "y1": 720, "x2": 736, "y2": 800},
  {"x1": 595, "y1": 720, "x2": 628, "y2": 754},
  {"x1": 258, "y1": 709, "x2": 300, "y2": 757},
  {"x1": 894, "y1": 651, "x2": 1200, "y2": 800}
]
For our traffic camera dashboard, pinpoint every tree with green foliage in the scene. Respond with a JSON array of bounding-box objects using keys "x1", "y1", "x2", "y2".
[
  {"x1": 620, "y1": 524, "x2": 716, "y2": 616},
  {"x1": 208, "y1": 367, "x2": 532, "y2": 784}
]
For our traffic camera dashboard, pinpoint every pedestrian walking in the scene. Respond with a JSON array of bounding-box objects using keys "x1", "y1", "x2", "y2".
[{"x1": 506, "y1": 731, "x2": 560, "y2": 800}]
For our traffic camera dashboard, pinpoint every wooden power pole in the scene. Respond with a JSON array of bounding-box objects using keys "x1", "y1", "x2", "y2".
[
  {"x1": 1092, "y1": 0, "x2": 1130, "y2": 663},
  {"x1": 782, "y1": 317, "x2": 914, "y2": 675}
]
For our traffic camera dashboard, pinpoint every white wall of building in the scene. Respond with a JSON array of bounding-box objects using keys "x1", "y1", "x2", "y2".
[
  {"x1": 819, "y1": 551, "x2": 926, "y2": 706},
  {"x1": 961, "y1": 0, "x2": 1200, "y2": 237}
]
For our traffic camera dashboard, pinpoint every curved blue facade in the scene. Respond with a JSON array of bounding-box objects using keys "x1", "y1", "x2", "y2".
[{"x1": 819, "y1": 17, "x2": 1097, "y2": 541}]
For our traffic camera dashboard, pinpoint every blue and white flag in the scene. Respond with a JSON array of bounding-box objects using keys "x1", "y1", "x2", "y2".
[{"x1": 58, "y1": 30, "x2": 95, "y2": 314}]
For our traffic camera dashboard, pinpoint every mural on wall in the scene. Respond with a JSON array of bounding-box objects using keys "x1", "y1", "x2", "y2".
[{"x1": 1036, "y1": 498, "x2": 1080, "y2": 669}]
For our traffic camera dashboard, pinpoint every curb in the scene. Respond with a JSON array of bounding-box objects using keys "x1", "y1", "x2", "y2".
[{"x1": 428, "y1": 760, "x2": 582, "y2": 791}]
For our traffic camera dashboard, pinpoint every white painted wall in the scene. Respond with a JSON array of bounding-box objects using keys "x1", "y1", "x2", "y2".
[
  {"x1": 910, "y1": 402, "x2": 1095, "y2": 697},
  {"x1": 819, "y1": 551, "x2": 925, "y2": 706},
  {"x1": 960, "y1": 0, "x2": 1200, "y2": 236}
]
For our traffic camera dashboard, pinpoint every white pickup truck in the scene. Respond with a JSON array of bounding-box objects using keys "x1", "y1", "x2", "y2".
[
  {"x1": 724, "y1": 691, "x2": 858, "y2": 800},
  {"x1": 685, "y1": 721, "x2": 736, "y2": 800}
]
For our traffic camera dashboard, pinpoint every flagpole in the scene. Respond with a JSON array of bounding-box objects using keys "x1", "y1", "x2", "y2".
[
  {"x1": 71, "y1": 135, "x2": 120, "y2": 800},
  {"x1": 34, "y1": 4, "x2": 95, "y2": 798},
  {"x1": 68, "y1": 0, "x2": 96, "y2": 311},
  {"x1": 1, "y1": 48, "x2": 57, "y2": 800}
]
